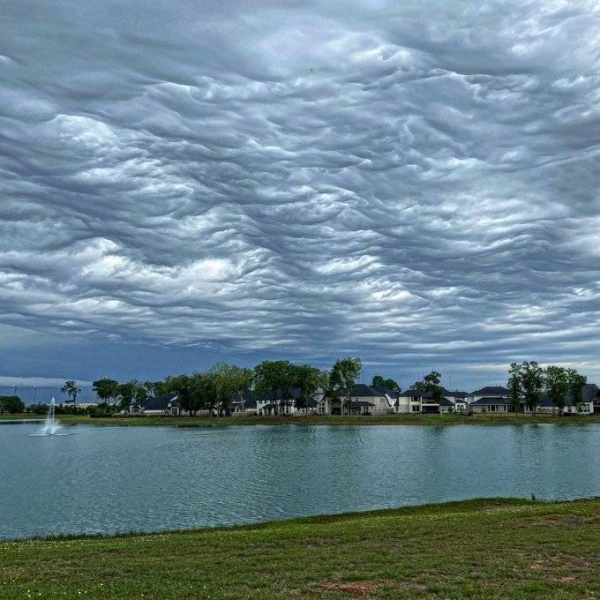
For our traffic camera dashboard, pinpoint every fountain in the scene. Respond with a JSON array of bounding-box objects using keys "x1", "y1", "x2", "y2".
[{"x1": 40, "y1": 397, "x2": 61, "y2": 436}]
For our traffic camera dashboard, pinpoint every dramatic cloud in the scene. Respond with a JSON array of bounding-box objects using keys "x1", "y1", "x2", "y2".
[{"x1": 1, "y1": 0, "x2": 600, "y2": 394}]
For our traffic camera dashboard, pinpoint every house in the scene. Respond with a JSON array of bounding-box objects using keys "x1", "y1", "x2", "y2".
[
  {"x1": 446, "y1": 391, "x2": 469, "y2": 413},
  {"x1": 531, "y1": 383, "x2": 598, "y2": 415},
  {"x1": 396, "y1": 389, "x2": 432, "y2": 413},
  {"x1": 229, "y1": 389, "x2": 257, "y2": 415},
  {"x1": 396, "y1": 388, "x2": 466, "y2": 414},
  {"x1": 128, "y1": 393, "x2": 180, "y2": 416},
  {"x1": 254, "y1": 388, "x2": 303, "y2": 415},
  {"x1": 318, "y1": 385, "x2": 398, "y2": 415},
  {"x1": 469, "y1": 396, "x2": 510, "y2": 413}
]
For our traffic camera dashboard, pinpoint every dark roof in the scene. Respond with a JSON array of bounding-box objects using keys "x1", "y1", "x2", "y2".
[
  {"x1": 471, "y1": 396, "x2": 509, "y2": 406},
  {"x1": 439, "y1": 397, "x2": 455, "y2": 406},
  {"x1": 140, "y1": 392, "x2": 178, "y2": 411},
  {"x1": 471, "y1": 386, "x2": 510, "y2": 396},
  {"x1": 537, "y1": 385, "x2": 598, "y2": 407},
  {"x1": 254, "y1": 387, "x2": 302, "y2": 402},
  {"x1": 348, "y1": 384, "x2": 386, "y2": 398},
  {"x1": 400, "y1": 388, "x2": 435, "y2": 398},
  {"x1": 371, "y1": 385, "x2": 400, "y2": 399}
]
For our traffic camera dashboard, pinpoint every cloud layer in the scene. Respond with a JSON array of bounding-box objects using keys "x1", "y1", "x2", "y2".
[{"x1": 1, "y1": 0, "x2": 600, "y2": 389}]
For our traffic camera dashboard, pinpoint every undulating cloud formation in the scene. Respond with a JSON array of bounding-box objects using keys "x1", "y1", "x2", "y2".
[{"x1": 1, "y1": 0, "x2": 600, "y2": 394}]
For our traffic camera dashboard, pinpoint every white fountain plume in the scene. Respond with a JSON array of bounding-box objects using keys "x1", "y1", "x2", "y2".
[{"x1": 41, "y1": 397, "x2": 60, "y2": 436}]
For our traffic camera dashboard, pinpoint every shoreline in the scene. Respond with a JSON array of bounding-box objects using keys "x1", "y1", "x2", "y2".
[
  {"x1": 2, "y1": 497, "x2": 599, "y2": 598},
  {"x1": 3, "y1": 412, "x2": 600, "y2": 428}
]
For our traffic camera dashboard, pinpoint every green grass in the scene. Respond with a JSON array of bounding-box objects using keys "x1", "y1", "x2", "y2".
[
  {"x1": 3, "y1": 412, "x2": 600, "y2": 427},
  {"x1": 1, "y1": 498, "x2": 599, "y2": 598}
]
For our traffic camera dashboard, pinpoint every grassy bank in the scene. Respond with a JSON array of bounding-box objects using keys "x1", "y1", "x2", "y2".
[
  {"x1": 3, "y1": 412, "x2": 600, "y2": 427},
  {"x1": 1, "y1": 498, "x2": 599, "y2": 598}
]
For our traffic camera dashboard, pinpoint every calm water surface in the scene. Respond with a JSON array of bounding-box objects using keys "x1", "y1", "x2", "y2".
[{"x1": 1, "y1": 423, "x2": 600, "y2": 539}]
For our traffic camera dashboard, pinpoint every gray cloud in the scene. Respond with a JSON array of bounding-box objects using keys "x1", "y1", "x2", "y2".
[{"x1": 1, "y1": 0, "x2": 600, "y2": 391}]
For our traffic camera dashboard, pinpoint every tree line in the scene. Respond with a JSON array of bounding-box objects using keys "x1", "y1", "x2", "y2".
[
  {"x1": 10, "y1": 359, "x2": 591, "y2": 417},
  {"x1": 508, "y1": 361, "x2": 587, "y2": 415},
  {"x1": 68, "y1": 358, "x2": 366, "y2": 416}
]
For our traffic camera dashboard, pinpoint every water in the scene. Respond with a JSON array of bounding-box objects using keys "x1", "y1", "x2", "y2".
[{"x1": 1, "y1": 423, "x2": 600, "y2": 539}]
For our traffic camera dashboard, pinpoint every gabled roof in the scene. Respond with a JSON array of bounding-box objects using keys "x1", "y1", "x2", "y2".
[
  {"x1": 348, "y1": 384, "x2": 389, "y2": 398},
  {"x1": 471, "y1": 386, "x2": 510, "y2": 396},
  {"x1": 140, "y1": 392, "x2": 178, "y2": 411},
  {"x1": 371, "y1": 386, "x2": 400, "y2": 399},
  {"x1": 471, "y1": 396, "x2": 509, "y2": 406},
  {"x1": 254, "y1": 387, "x2": 302, "y2": 402}
]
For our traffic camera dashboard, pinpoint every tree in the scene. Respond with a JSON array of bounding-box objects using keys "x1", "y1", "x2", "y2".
[
  {"x1": 210, "y1": 363, "x2": 254, "y2": 416},
  {"x1": 0, "y1": 395, "x2": 24, "y2": 414},
  {"x1": 567, "y1": 368, "x2": 587, "y2": 412},
  {"x1": 164, "y1": 374, "x2": 198, "y2": 416},
  {"x1": 328, "y1": 357, "x2": 362, "y2": 415},
  {"x1": 508, "y1": 362, "x2": 544, "y2": 415},
  {"x1": 545, "y1": 366, "x2": 569, "y2": 415},
  {"x1": 92, "y1": 378, "x2": 119, "y2": 408},
  {"x1": 143, "y1": 380, "x2": 169, "y2": 397},
  {"x1": 371, "y1": 375, "x2": 400, "y2": 392},
  {"x1": 60, "y1": 380, "x2": 81, "y2": 407},
  {"x1": 190, "y1": 372, "x2": 218, "y2": 415},
  {"x1": 292, "y1": 364, "x2": 328, "y2": 413},
  {"x1": 412, "y1": 371, "x2": 443, "y2": 403},
  {"x1": 507, "y1": 365, "x2": 521, "y2": 413},
  {"x1": 116, "y1": 380, "x2": 144, "y2": 410},
  {"x1": 253, "y1": 360, "x2": 296, "y2": 415}
]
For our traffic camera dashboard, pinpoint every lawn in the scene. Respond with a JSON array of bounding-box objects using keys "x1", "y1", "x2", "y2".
[{"x1": 1, "y1": 497, "x2": 599, "y2": 599}]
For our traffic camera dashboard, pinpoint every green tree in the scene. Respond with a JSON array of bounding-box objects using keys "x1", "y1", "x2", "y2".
[
  {"x1": 92, "y1": 378, "x2": 119, "y2": 409},
  {"x1": 545, "y1": 366, "x2": 569, "y2": 415},
  {"x1": 164, "y1": 374, "x2": 196, "y2": 415},
  {"x1": 371, "y1": 375, "x2": 400, "y2": 392},
  {"x1": 292, "y1": 364, "x2": 328, "y2": 413},
  {"x1": 567, "y1": 368, "x2": 587, "y2": 412},
  {"x1": 507, "y1": 365, "x2": 521, "y2": 412},
  {"x1": 328, "y1": 357, "x2": 362, "y2": 415},
  {"x1": 508, "y1": 361, "x2": 544, "y2": 415},
  {"x1": 143, "y1": 380, "x2": 169, "y2": 397},
  {"x1": 190, "y1": 372, "x2": 218, "y2": 415},
  {"x1": 210, "y1": 363, "x2": 254, "y2": 416},
  {"x1": 412, "y1": 371, "x2": 443, "y2": 403},
  {"x1": 60, "y1": 380, "x2": 81, "y2": 407},
  {"x1": 115, "y1": 380, "x2": 145, "y2": 410},
  {"x1": 254, "y1": 360, "x2": 296, "y2": 415},
  {"x1": 0, "y1": 395, "x2": 25, "y2": 414}
]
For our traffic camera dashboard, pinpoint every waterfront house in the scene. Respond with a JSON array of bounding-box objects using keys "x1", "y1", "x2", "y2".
[
  {"x1": 316, "y1": 385, "x2": 398, "y2": 415},
  {"x1": 528, "y1": 383, "x2": 598, "y2": 415},
  {"x1": 469, "y1": 396, "x2": 510, "y2": 413},
  {"x1": 128, "y1": 393, "x2": 180, "y2": 416}
]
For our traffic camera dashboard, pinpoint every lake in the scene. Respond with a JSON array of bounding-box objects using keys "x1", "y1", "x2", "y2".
[{"x1": 1, "y1": 422, "x2": 600, "y2": 539}]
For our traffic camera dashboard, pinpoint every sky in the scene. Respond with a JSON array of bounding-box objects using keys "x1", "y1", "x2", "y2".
[{"x1": 1, "y1": 0, "x2": 600, "y2": 402}]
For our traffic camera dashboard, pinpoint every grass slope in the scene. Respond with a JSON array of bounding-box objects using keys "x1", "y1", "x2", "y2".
[{"x1": 1, "y1": 498, "x2": 599, "y2": 599}]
